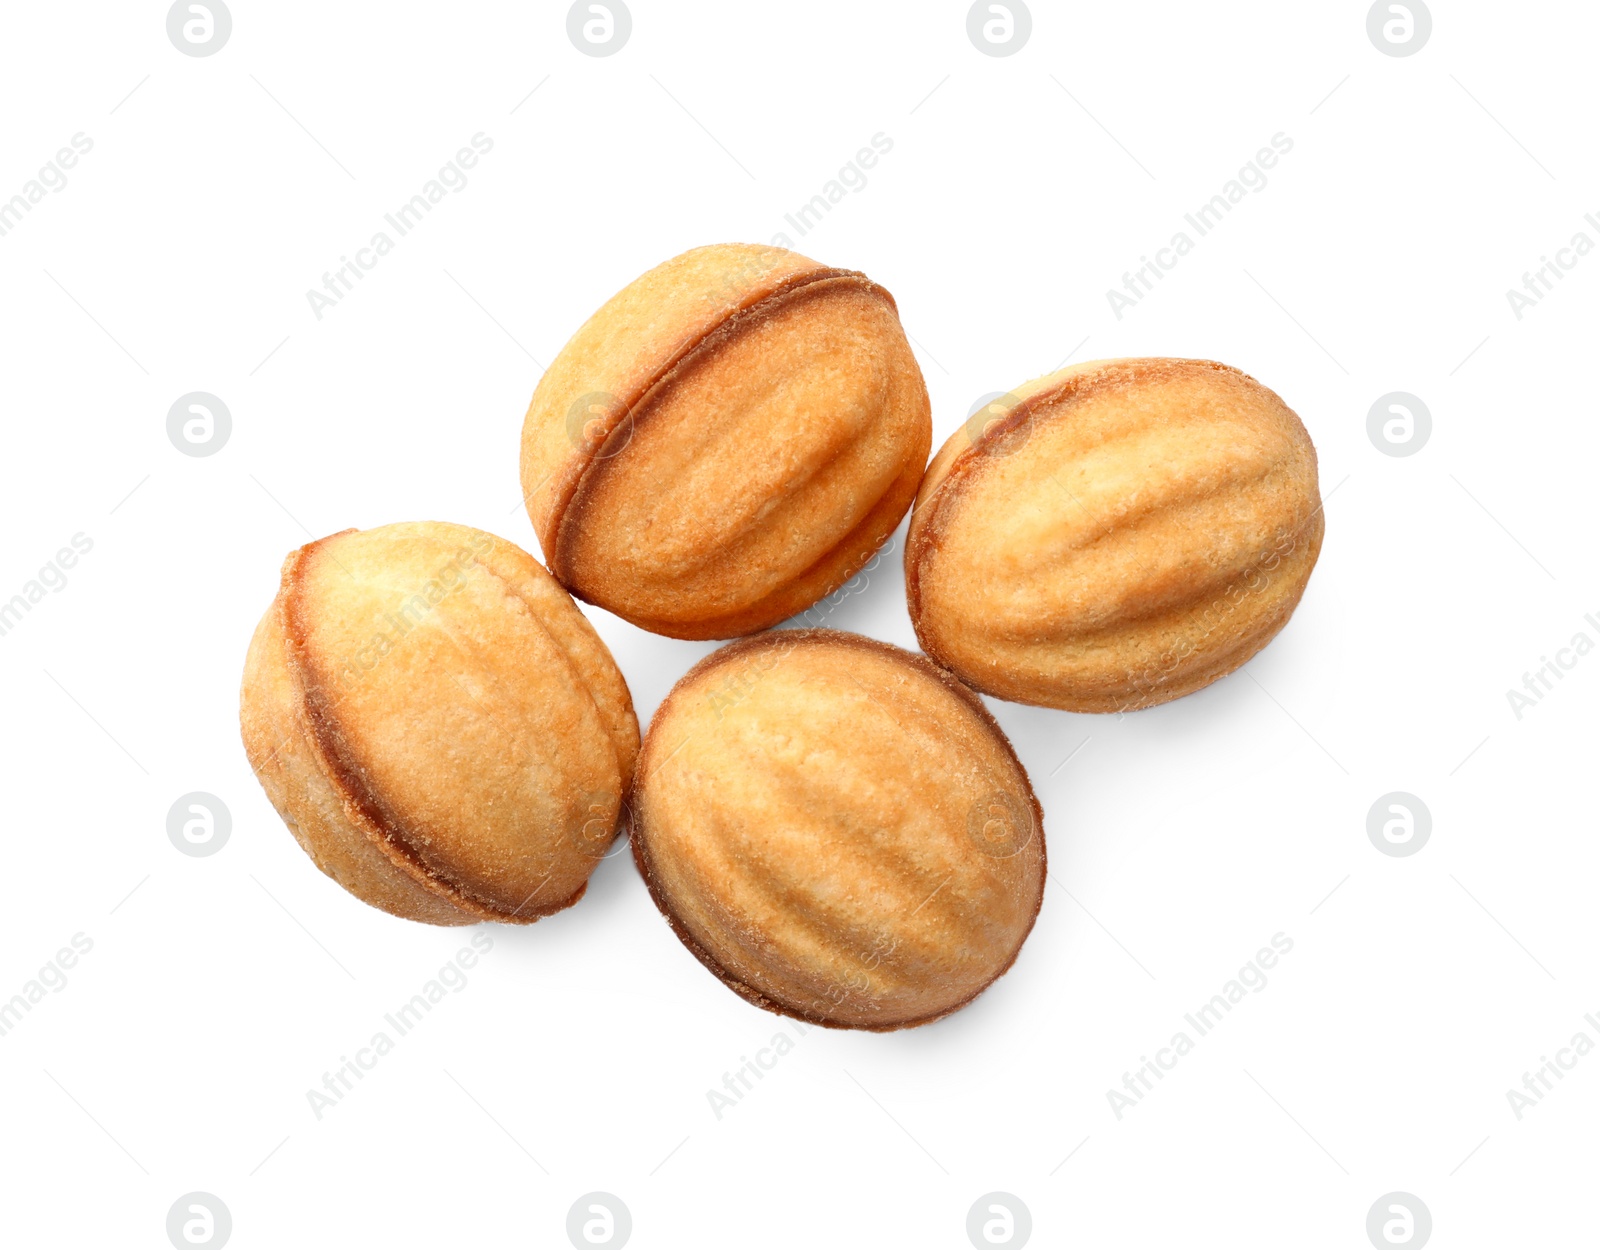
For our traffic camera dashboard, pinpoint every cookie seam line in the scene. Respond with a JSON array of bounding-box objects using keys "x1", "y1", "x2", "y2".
[
  {"x1": 539, "y1": 264, "x2": 862, "y2": 558},
  {"x1": 282, "y1": 536, "x2": 572, "y2": 923},
  {"x1": 545, "y1": 269, "x2": 898, "y2": 594},
  {"x1": 910, "y1": 358, "x2": 1252, "y2": 586},
  {"x1": 906, "y1": 359, "x2": 1294, "y2": 664},
  {"x1": 612, "y1": 433, "x2": 926, "y2": 641}
]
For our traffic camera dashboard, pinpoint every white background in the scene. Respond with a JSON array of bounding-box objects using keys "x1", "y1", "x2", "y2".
[{"x1": 1, "y1": 2, "x2": 1595, "y2": 1246}]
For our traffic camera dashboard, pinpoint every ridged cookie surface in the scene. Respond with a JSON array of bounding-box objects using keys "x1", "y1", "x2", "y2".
[
  {"x1": 239, "y1": 521, "x2": 638, "y2": 925},
  {"x1": 520, "y1": 243, "x2": 931, "y2": 639},
  {"x1": 631, "y1": 630, "x2": 1045, "y2": 1030},
  {"x1": 907, "y1": 358, "x2": 1323, "y2": 712}
]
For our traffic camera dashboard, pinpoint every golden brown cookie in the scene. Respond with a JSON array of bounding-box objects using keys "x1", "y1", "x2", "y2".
[
  {"x1": 519, "y1": 243, "x2": 931, "y2": 640},
  {"x1": 906, "y1": 358, "x2": 1323, "y2": 712},
  {"x1": 631, "y1": 629, "x2": 1045, "y2": 1030},
  {"x1": 239, "y1": 521, "x2": 638, "y2": 925}
]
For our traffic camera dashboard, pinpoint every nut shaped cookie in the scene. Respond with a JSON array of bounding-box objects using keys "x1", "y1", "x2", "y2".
[
  {"x1": 907, "y1": 358, "x2": 1323, "y2": 712},
  {"x1": 632, "y1": 630, "x2": 1045, "y2": 1030},
  {"x1": 240, "y1": 522, "x2": 639, "y2": 925},
  {"x1": 520, "y1": 243, "x2": 932, "y2": 640}
]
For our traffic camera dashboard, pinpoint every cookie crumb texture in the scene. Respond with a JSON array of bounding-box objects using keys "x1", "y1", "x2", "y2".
[
  {"x1": 520, "y1": 243, "x2": 931, "y2": 640},
  {"x1": 907, "y1": 358, "x2": 1324, "y2": 712},
  {"x1": 632, "y1": 630, "x2": 1045, "y2": 1030},
  {"x1": 239, "y1": 521, "x2": 638, "y2": 925}
]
